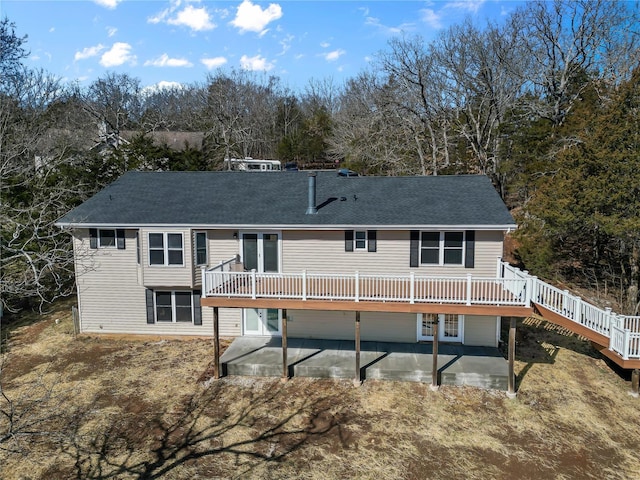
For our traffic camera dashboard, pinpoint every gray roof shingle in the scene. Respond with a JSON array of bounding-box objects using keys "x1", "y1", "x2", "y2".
[{"x1": 56, "y1": 171, "x2": 516, "y2": 228}]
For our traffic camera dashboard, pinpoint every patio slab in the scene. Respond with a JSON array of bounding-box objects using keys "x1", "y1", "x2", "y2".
[{"x1": 220, "y1": 337, "x2": 509, "y2": 390}]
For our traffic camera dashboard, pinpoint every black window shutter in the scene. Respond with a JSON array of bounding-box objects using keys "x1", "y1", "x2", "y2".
[
  {"x1": 116, "y1": 229, "x2": 126, "y2": 250},
  {"x1": 193, "y1": 291, "x2": 202, "y2": 325},
  {"x1": 89, "y1": 228, "x2": 97, "y2": 249},
  {"x1": 367, "y1": 230, "x2": 377, "y2": 252},
  {"x1": 465, "y1": 230, "x2": 475, "y2": 268},
  {"x1": 410, "y1": 230, "x2": 419, "y2": 267},
  {"x1": 345, "y1": 230, "x2": 354, "y2": 252},
  {"x1": 145, "y1": 289, "x2": 155, "y2": 324}
]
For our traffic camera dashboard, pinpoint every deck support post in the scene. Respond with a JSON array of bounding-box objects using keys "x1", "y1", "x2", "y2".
[
  {"x1": 213, "y1": 307, "x2": 220, "y2": 380},
  {"x1": 507, "y1": 317, "x2": 517, "y2": 398},
  {"x1": 430, "y1": 313, "x2": 439, "y2": 391},
  {"x1": 281, "y1": 309, "x2": 288, "y2": 382},
  {"x1": 354, "y1": 311, "x2": 361, "y2": 386},
  {"x1": 631, "y1": 369, "x2": 639, "y2": 398}
]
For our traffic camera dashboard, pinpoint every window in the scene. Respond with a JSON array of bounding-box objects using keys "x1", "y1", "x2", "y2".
[
  {"x1": 195, "y1": 231, "x2": 207, "y2": 265},
  {"x1": 154, "y1": 291, "x2": 193, "y2": 323},
  {"x1": 420, "y1": 231, "x2": 464, "y2": 266},
  {"x1": 149, "y1": 233, "x2": 184, "y2": 266},
  {"x1": 345, "y1": 230, "x2": 377, "y2": 252},
  {"x1": 89, "y1": 228, "x2": 125, "y2": 249},
  {"x1": 99, "y1": 229, "x2": 116, "y2": 248}
]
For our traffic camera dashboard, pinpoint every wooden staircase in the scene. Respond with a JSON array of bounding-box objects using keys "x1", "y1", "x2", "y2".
[{"x1": 501, "y1": 262, "x2": 640, "y2": 370}]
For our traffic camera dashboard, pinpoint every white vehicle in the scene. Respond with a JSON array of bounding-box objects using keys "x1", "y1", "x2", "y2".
[{"x1": 223, "y1": 157, "x2": 282, "y2": 171}]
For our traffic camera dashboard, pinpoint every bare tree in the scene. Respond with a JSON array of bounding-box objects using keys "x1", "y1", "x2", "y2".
[
  {"x1": 432, "y1": 18, "x2": 528, "y2": 194},
  {"x1": 515, "y1": 0, "x2": 640, "y2": 126},
  {"x1": 83, "y1": 72, "x2": 142, "y2": 148}
]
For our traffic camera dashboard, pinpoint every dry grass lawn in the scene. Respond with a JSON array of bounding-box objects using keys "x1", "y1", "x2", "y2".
[{"x1": 1, "y1": 301, "x2": 639, "y2": 479}]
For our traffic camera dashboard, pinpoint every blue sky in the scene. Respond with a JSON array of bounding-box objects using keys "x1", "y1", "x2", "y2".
[{"x1": 2, "y1": 1, "x2": 519, "y2": 91}]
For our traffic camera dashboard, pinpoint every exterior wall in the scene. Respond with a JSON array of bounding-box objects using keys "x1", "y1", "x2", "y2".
[
  {"x1": 141, "y1": 227, "x2": 193, "y2": 288},
  {"x1": 201, "y1": 307, "x2": 242, "y2": 337},
  {"x1": 463, "y1": 315, "x2": 499, "y2": 347},
  {"x1": 194, "y1": 229, "x2": 239, "y2": 286},
  {"x1": 287, "y1": 310, "x2": 417, "y2": 343},
  {"x1": 281, "y1": 230, "x2": 503, "y2": 277},
  {"x1": 72, "y1": 225, "x2": 503, "y2": 342},
  {"x1": 74, "y1": 228, "x2": 214, "y2": 336}
]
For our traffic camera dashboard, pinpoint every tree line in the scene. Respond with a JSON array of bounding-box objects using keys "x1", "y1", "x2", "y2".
[{"x1": 2, "y1": 0, "x2": 640, "y2": 314}]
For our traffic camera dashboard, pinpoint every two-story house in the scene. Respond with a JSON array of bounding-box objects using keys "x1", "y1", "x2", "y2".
[{"x1": 56, "y1": 170, "x2": 523, "y2": 340}]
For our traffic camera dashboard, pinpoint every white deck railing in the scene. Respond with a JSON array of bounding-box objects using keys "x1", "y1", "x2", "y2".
[
  {"x1": 202, "y1": 267, "x2": 528, "y2": 307},
  {"x1": 201, "y1": 256, "x2": 640, "y2": 361},
  {"x1": 501, "y1": 260, "x2": 640, "y2": 360}
]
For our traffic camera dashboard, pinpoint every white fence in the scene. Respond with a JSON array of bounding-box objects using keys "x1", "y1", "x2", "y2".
[
  {"x1": 202, "y1": 268, "x2": 528, "y2": 307},
  {"x1": 502, "y1": 260, "x2": 640, "y2": 360},
  {"x1": 202, "y1": 257, "x2": 640, "y2": 360}
]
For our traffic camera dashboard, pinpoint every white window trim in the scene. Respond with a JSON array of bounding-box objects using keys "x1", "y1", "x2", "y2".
[
  {"x1": 416, "y1": 313, "x2": 464, "y2": 342},
  {"x1": 354, "y1": 230, "x2": 367, "y2": 250},
  {"x1": 98, "y1": 229, "x2": 117, "y2": 248},
  {"x1": 239, "y1": 230, "x2": 282, "y2": 273},
  {"x1": 148, "y1": 232, "x2": 185, "y2": 267},
  {"x1": 420, "y1": 231, "x2": 465, "y2": 266},
  {"x1": 154, "y1": 290, "x2": 194, "y2": 324},
  {"x1": 194, "y1": 231, "x2": 208, "y2": 266}
]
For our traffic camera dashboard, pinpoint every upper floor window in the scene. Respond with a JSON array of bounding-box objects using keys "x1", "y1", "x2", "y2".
[
  {"x1": 89, "y1": 228, "x2": 125, "y2": 250},
  {"x1": 345, "y1": 230, "x2": 377, "y2": 252},
  {"x1": 420, "y1": 231, "x2": 464, "y2": 266},
  {"x1": 194, "y1": 231, "x2": 207, "y2": 266},
  {"x1": 149, "y1": 233, "x2": 184, "y2": 266},
  {"x1": 99, "y1": 229, "x2": 116, "y2": 248}
]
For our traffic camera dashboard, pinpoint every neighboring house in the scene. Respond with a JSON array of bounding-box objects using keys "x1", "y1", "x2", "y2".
[{"x1": 56, "y1": 171, "x2": 520, "y2": 345}]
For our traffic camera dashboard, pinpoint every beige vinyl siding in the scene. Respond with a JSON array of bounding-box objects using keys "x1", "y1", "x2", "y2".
[
  {"x1": 201, "y1": 306, "x2": 242, "y2": 337},
  {"x1": 142, "y1": 228, "x2": 193, "y2": 288},
  {"x1": 286, "y1": 310, "x2": 415, "y2": 342},
  {"x1": 463, "y1": 315, "x2": 499, "y2": 347},
  {"x1": 74, "y1": 229, "x2": 211, "y2": 336},
  {"x1": 193, "y1": 229, "x2": 239, "y2": 286},
  {"x1": 282, "y1": 229, "x2": 504, "y2": 277}
]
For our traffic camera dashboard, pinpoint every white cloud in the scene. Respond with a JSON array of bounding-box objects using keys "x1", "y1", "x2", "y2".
[
  {"x1": 149, "y1": 1, "x2": 216, "y2": 32},
  {"x1": 142, "y1": 81, "x2": 183, "y2": 96},
  {"x1": 168, "y1": 5, "x2": 216, "y2": 31},
  {"x1": 240, "y1": 54, "x2": 274, "y2": 71},
  {"x1": 365, "y1": 16, "x2": 414, "y2": 35},
  {"x1": 75, "y1": 44, "x2": 105, "y2": 61},
  {"x1": 320, "y1": 41, "x2": 330, "y2": 48},
  {"x1": 201, "y1": 56, "x2": 228, "y2": 69},
  {"x1": 106, "y1": 26, "x2": 118, "y2": 37},
  {"x1": 278, "y1": 34, "x2": 294, "y2": 56},
  {"x1": 144, "y1": 54, "x2": 193, "y2": 68},
  {"x1": 100, "y1": 42, "x2": 136, "y2": 67},
  {"x1": 420, "y1": 8, "x2": 442, "y2": 29},
  {"x1": 447, "y1": 0, "x2": 486, "y2": 14},
  {"x1": 49, "y1": 27, "x2": 55, "y2": 33},
  {"x1": 231, "y1": 0, "x2": 282, "y2": 34},
  {"x1": 93, "y1": 0, "x2": 122, "y2": 9},
  {"x1": 323, "y1": 49, "x2": 345, "y2": 62}
]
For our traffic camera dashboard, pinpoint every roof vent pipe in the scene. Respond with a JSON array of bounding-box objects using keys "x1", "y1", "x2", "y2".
[{"x1": 306, "y1": 172, "x2": 317, "y2": 215}]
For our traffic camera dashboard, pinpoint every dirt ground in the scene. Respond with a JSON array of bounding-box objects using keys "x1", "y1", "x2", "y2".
[{"x1": 1, "y1": 302, "x2": 639, "y2": 480}]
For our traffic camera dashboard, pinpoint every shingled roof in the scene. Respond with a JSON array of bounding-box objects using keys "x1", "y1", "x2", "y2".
[{"x1": 56, "y1": 171, "x2": 516, "y2": 229}]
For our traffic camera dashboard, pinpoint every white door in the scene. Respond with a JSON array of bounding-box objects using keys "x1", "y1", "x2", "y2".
[
  {"x1": 417, "y1": 314, "x2": 464, "y2": 342},
  {"x1": 241, "y1": 232, "x2": 280, "y2": 273},
  {"x1": 244, "y1": 308, "x2": 281, "y2": 336}
]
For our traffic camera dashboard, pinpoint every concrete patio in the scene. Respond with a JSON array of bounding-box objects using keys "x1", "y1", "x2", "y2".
[{"x1": 220, "y1": 337, "x2": 509, "y2": 390}]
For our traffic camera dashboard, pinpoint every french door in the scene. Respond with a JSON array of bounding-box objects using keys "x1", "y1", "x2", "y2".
[
  {"x1": 244, "y1": 308, "x2": 281, "y2": 336},
  {"x1": 417, "y1": 313, "x2": 464, "y2": 342},
  {"x1": 241, "y1": 232, "x2": 281, "y2": 336},
  {"x1": 241, "y1": 232, "x2": 280, "y2": 273}
]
